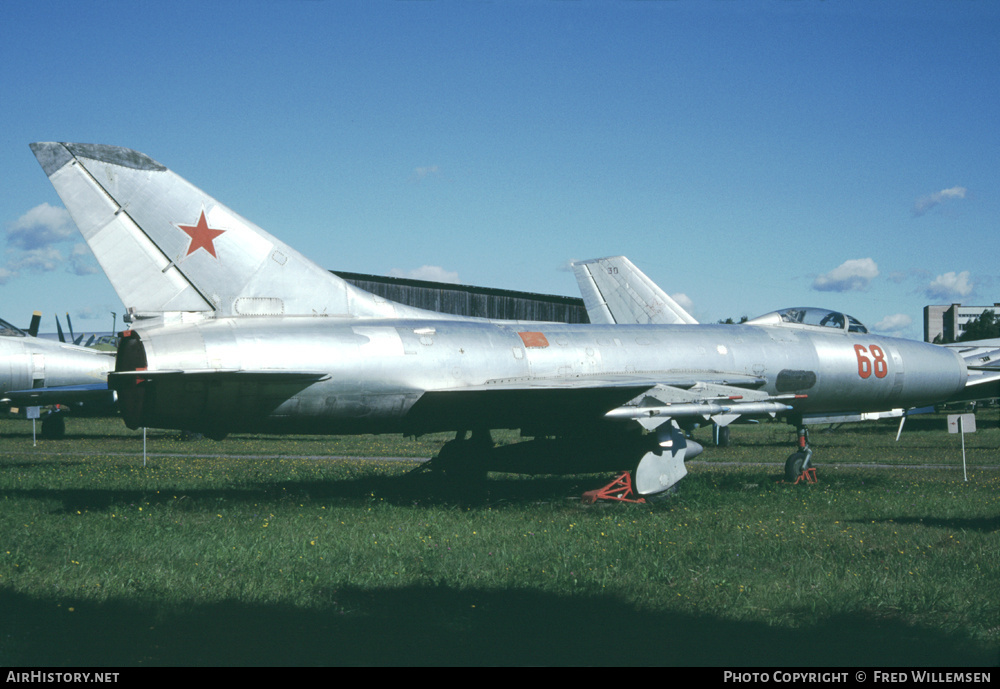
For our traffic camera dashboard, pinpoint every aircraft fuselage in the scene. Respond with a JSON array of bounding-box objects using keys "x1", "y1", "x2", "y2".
[
  {"x1": 1, "y1": 336, "x2": 112, "y2": 398},
  {"x1": 113, "y1": 316, "x2": 967, "y2": 436}
]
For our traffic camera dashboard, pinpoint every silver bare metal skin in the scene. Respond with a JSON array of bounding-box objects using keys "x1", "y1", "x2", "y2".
[
  {"x1": 30, "y1": 142, "x2": 988, "y2": 494},
  {"x1": 125, "y1": 315, "x2": 966, "y2": 434},
  {"x1": 0, "y1": 316, "x2": 115, "y2": 413}
]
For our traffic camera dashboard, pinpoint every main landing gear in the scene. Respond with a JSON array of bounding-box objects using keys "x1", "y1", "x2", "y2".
[
  {"x1": 412, "y1": 429, "x2": 492, "y2": 501},
  {"x1": 784, "y1": 426, "x2": 815, "y2": 483},
  {"x1": 41, "y1": 409, "x2": 67, "y2": 439}
]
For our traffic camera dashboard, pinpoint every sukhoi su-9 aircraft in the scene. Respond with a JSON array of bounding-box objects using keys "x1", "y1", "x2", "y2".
[{"x1": 29, "y1": 143, "x2": 1000, "y2": 496}]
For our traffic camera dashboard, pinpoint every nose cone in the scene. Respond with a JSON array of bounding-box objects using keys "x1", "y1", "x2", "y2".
[{"x1": 896, "y1": 340, "x2": 969, "y2": 407}]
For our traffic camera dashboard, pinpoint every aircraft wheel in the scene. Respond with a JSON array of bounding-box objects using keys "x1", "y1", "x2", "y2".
[
  {"x1": 714, "y1": 424, "x2": 730, "y2": 447},
  {"x1": 784, "y1": 451, "x2": 809, "y2": 482},
  {"x1": 41, "y1": 413, "x2": 66, "y2": 440}
]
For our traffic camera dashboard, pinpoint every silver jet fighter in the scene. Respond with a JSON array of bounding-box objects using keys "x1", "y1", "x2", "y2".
[
  {"x1": 1, "y1": 315, "x2": 115, "y2": 436},
  {"x1": 30, "y1": 142, "x2": 982, "y2": 494}
]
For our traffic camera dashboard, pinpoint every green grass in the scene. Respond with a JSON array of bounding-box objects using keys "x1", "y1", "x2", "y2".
[{"x1": 0, "y1": 413, "x2": 998, "y2": 666}]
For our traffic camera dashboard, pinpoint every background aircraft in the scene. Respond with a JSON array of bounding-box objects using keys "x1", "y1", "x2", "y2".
[
  {"x1": 55, "y1": 312, "x2": 89, "y2": 346},
  {"x1": 0, "y1": 314, "x2": 115, "y2": 437},
  {"x1": 30, "y1": 142, "x2": 999, "y2": 493},
  {"x1": 25, "y1": 311, "x2": 42, "y2": 337},
  {"x1": 52, "y1": 313, "x2": 119, "y2": 351}
]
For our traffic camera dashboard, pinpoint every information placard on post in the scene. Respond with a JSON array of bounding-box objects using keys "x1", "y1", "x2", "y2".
[
  {"x1": 947, "y1": 413, "x2": 976, "y2": 434},
  {"x1": 27, "y1": 406, "x2": 40, "y2": 446},
  {"x1": 947, "y1": 413, "x2": 976, "y2": 481}
]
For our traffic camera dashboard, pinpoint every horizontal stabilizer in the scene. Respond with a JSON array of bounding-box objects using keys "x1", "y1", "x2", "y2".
[{"x1": 572, "y1": 256, "x2": 697, "y2": 325}]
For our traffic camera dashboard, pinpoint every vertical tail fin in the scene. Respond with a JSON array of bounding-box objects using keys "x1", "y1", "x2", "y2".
[
  {"x1": 571, "y1": 256, "x2": 698, "y2": 325},
  {"x1": 27, "y1": 311, "x2": 41, "y2": 338},
  {"x1": 30, "y1": 142, "x2": 418, "y2": 321},
  {"x1": 66, "y1": 312, "x2": 83, "y2": 345}
]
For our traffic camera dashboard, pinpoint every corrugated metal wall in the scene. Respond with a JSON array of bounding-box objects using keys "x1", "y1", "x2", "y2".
[{"x1": 333, "y1": 271, "x2": 589, "y2": 323}]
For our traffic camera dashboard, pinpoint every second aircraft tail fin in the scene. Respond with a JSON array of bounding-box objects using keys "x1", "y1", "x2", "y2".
[{"x1": 572, "y1": 256, "x2": 698, "y2": 325}]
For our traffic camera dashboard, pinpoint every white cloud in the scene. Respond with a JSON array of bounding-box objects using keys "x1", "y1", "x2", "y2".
[
  {"x1": 412, "y1": 166, "x2": 440, "y2": 182},
  {"x1": 389, "y1": 265, "x2": 460, "y2": 284},
  {"x1": 812, "y1": 258, "x2": 879, "y2": 292},
  {"x1": 926, "y1": 271, "x2": 973, "y2": 301},
  {"x1": 9, "y1": 246, "x2": 64, "y2": 273},
  {"x1": 671, "y1": 293, "x2": 694, "y2": 313},
  {"x1": 2, "y1": 203, "x2": 91, "y2": 283},
  {"x1": 6, "y1": 203, "x2": 75, "y2": 250},
  {"x1": 913, "y1": 186, "x2": 967, "y2": 216},
  {"x1": 873, "y1": 314, "x2": 912, "y2": 333},
  {"x1": 67, "y1": 243, "x2": 99, "y2": 276}
]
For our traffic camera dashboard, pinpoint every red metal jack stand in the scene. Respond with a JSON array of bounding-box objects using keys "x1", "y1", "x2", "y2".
[
  {"x1": 793, "y1": 467, "x2": 818, "y2": 484},
  {"x1": 582, "y1": 472, "x2": 646, "y2": 504}
]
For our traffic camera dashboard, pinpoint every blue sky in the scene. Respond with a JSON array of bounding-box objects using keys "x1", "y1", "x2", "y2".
[{"x1": 2, "y1": 0, "x2": 997, "y2": 340}]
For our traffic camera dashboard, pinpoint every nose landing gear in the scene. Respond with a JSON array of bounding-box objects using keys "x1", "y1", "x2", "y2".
[{"x1": 784, "y1": 426, "x2": 814, "y2": 483}]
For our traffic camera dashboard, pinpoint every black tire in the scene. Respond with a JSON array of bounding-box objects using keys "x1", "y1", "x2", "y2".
[
  {"x1": 714, "y1": 424, "x2": 730, "y2": 447},
  {"x1": 784, "y1": 451, "x2": 807, "y2": 482}
]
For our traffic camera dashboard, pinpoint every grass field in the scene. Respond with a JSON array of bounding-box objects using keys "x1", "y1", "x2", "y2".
[{"x1": 1, "y1": 413, "x2": 997, "y2": 666}]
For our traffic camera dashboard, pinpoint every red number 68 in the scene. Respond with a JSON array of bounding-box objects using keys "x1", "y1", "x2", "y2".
[{"x1": 854, "y1": 344, "x2": 888, "y2": 379}]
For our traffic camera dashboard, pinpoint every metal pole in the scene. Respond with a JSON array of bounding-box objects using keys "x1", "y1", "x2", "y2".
[
  {"x1": 959, "y1": 416, "x2": 967, "y2": 482},
  {"x1": 143, "y1": 427, "x2": 147, "y2": 468}
]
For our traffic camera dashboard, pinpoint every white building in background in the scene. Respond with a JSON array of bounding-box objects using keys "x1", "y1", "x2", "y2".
[{"x1": 924, "y1": 303, "x2": 1000, "y2": 343}]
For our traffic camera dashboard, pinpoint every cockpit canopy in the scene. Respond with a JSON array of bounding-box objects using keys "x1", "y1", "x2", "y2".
[
  {"x1": 745, "y1": 307, "x2": 868, "y2": 334},
  {"x1": 0, "y1": 317, "x2": 27, "y2": 337}
]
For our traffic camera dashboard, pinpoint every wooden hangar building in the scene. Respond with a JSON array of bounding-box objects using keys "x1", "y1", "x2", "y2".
[{"x1": 332, "y1": 271, "x2": 589, "y2": 324}]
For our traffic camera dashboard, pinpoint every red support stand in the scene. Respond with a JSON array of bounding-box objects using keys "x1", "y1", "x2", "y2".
[
  {"x1": 793, "y1": 467, "x2": 818, "y2": 484},
  {"x1": 582, "y1": 472, "x2": 647, "y2": 504}
]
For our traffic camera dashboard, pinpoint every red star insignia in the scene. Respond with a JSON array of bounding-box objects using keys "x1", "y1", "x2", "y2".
[{"x1": 177, "y1": 210, "x2": 226, "y2": 258}]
